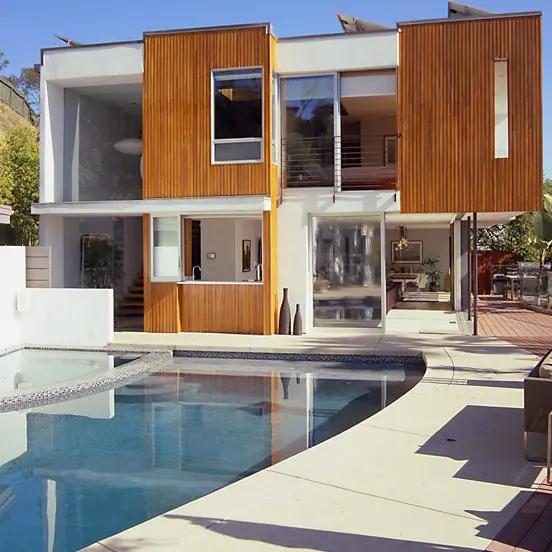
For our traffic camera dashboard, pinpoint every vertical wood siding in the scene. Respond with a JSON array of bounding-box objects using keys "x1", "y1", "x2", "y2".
[
  {"x1": 398, "y1": 15, "x2": 542, "y2": 213},
  {"x1": 143, "y1": 26, "x2": 272, "y2": 198},
  {"x1": 179, "y1": 284, "x2": 265, "y2": 334}
]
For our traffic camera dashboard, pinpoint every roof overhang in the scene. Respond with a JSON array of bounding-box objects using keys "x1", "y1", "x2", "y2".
[{"x1": 32, "y1": 196, "x2": 272, "y2": 217}]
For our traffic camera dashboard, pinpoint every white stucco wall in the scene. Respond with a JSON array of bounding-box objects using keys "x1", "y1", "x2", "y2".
[
  {"x1": 41, "y1": 43, "x2": 143, "y2": 86},
  {"x1": 0, "y1": 247, "x2": 26, "y2": 349},
  {"x1": 386, "y1": 227, "x2": 451, "y2": 289},
  {"x1": 23, "y1": 288, "x2": 114, "y2": 347},
  {"x1": 278, "y1": 31, "x2": 398, "y2": 74},
  {"x1": 278, "y1": 189, "x2": 394, "y2": 331},
  {"x1": 0, "y1": 246, "x2": 114, "y2": 348}
]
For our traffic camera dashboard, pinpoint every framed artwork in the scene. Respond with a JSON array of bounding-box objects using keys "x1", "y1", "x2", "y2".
[
  {"x1": 242, "y1": 239, "x2": 252, "y2": 272},
  {"x1": 391, "y1": 241, "x2": 423, "y2": 263}
]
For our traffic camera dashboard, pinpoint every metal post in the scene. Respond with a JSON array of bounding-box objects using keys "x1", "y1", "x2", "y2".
[
  {"x1": 473, "y1": 213, "x2": 478, "y2": 336},
  {"x1": 467, "y1": 216, "x2": 471, "y2": 321},
  {"x1": 546, "y1": 412, "x2": 552, "y2": 485}
]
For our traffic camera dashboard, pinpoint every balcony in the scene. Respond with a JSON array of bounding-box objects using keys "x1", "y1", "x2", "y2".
[{"x1": 282, "y1": 134, "x2": 397, "y2": 191}]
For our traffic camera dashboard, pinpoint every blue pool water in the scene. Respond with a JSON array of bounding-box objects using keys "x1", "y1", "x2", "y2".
[{"x1": 0, "y1": 356, "x2": 423, "y2": 551}]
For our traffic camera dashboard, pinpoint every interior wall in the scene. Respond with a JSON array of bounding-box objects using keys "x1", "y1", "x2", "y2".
[
  {"x1": 386, "y1": 227, "x2": 450, "y2": 289},
  {"x1": 199, "y1": 219, "x2": 262, "y2": 282},
  {"x1": 63, "y1": 216, "x2": 142, "y2": 291},
  {"x1": 200, "y1": 219, "x2": 236, "y2": 282},
  {"x1": 234, "y1": 219, "x2": 262, "y2": 282},
  {"x1": 360, "y1": 117, "x2": 396, "y2": 166},
  {"x1": 63, "y1": 89, "x2": 142, "y2": 202}
]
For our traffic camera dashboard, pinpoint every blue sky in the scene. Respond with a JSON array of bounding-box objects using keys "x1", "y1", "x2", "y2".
[{"x1": 2, "y1": 0, "x2": 549, "y2": 174}]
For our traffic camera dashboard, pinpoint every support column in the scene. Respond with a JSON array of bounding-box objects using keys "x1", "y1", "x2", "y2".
[
  {"x1": 473, "y1": 213, "x2": 478, "y2": 336},
  {"x1": 460, "y1": 220, "x2": 470, "y2": 311},
  {"x1": 467, "y1": 216, "x2": 472, "y2": 320},
  {"x1": 452, "y1": 220, "x2": 462, "y2": 312},
  {"x1": 380, "y1": 214, "x2": 387, "y2": 332}
]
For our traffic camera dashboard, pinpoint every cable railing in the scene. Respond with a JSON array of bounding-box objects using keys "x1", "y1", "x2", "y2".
[{"x1": 281, "y1": 134, "x2": 397, "y2": 192}]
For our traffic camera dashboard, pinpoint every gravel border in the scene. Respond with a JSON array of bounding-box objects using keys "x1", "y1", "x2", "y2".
[{"x1": 0, "y1": 347, "x2": 173, "y2": 413}]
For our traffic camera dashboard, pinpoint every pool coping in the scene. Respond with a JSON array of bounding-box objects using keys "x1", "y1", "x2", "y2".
[
  {"x1": 0, "y1": 345, "x2": 173, "y2": 413},
  {"x1": 0, "y1": 344, "x2": 423, "y2": 415}
]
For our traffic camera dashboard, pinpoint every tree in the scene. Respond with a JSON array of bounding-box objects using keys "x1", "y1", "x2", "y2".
[
  {"x1": 477, "y1": 177, "x2": 552, "y2": 263},
  {"x1": 8, "y1": 66, "x2": 40, "y2": 117},
  {"x1": 0, "y1": 52, "x2": 8, "y2": 72},
  {"x1": 0, "y1": 126, "x2": 39, "y2": 245},
  {"x1": 477, "y1": 212, "x2": 538, "y2": 261}
]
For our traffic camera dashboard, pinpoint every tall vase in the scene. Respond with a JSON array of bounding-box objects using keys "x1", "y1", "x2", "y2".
[
  {"x1": 278, "y1": 288, "x2": 291, "y2": 335},
  {"x1": 293, "y1": 304, "x2": 303, "y2": 335}
]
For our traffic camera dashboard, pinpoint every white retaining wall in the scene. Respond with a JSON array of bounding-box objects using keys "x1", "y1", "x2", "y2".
[{"x1": 0, "y1": 246, "x2": 113, "y2": 348}]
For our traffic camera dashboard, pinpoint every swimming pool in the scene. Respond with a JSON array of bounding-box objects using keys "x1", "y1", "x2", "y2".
[{"x1": 0, "y1": 354, "x2": 424, "y2": 551}]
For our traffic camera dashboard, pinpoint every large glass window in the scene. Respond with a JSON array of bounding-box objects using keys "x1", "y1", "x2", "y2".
[
  {"x1": 494, "y1": 60, "x2": 509, "y2": 159},
  {"x1": 313, "y1": 216, "x2": 382, "y2": 327},
  {"x1": 212, "y1": 68, "x2": 263, "y2": 163},
  {"x1": 281, "y1": 75, "x2": 335, "y2": 187},
  {"x1": 151, "y1": 216, "x2": 181, "y2": 282},
  {"x1": 63, "y1": 85, "x2": 142, "y2": 202}
]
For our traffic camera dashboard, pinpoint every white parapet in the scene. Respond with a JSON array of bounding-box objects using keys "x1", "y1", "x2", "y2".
[
  {"x1": 23, "y1": 288, "x2": 114, "y2": 347},
  {"x1": 278, "y1": 31, "x2": 398, "y2": 74}
]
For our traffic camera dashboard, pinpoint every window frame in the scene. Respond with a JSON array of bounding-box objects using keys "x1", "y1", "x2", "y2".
[
  {"x1": 271, "y1": 71, "x2": 280, "y2": 166},
  {"x1": 493, "y1": 59, "x2": 509, "y2": 159},
  {"x1": 211, "y1": 66, "x2": 264, "y2": 165},
  {"x1": 150, "y1": 214, "x2": 182, "y2": 283}
]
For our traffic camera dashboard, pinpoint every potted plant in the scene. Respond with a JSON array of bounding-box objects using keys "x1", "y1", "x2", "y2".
[{"x1": 424, "y1": 256, "x2": 443, "y2": 292}]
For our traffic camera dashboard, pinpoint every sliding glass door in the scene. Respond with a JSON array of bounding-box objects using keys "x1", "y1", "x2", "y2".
[{"x1": 313, "y1": 216, "x2": 382, "y2": 327}]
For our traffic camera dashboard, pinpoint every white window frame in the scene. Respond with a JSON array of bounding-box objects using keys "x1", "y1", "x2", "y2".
[
  {"x1": 211, "y1": 66, "x2": 264, "y2": 165},
  {"x1": 150, "y1": 214, "x2": 182, "y2": 283},
  {"x1": 494, "y1": 59, "x2": 509, "y2": 159},
  {"x1": 272, "y1": 71, "x2": 280, "y2": 166}
]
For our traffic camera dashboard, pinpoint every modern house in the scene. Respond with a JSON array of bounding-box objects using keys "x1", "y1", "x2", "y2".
[{"x1": 34, "y1": 2, "x2": 542, "y2": 334}]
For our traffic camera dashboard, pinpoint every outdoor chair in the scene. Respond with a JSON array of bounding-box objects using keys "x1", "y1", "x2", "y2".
[{"x1": 524, "y1": 350, "x2": 552, "y2": 482}]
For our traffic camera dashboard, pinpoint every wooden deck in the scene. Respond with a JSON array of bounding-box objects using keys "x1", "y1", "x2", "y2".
[
  {"x1": 476, "y1": 297, "x2": 552, "y2": 550},
  {"x1": 487, "y1": 478, "x2": 552, "y2": 552},
  {"x1": 477, "y1": 297, "x2": 552, "y2": 357}
]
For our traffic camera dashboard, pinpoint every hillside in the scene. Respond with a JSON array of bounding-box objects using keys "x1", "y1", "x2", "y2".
[{"x1": 0, "y1": 102, "x2": 31, "y2": 137}]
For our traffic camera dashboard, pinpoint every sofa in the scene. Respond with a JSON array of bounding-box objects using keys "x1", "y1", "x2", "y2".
[{"x1": 524, "y1": 350, "x2": 552, "y2": 461}]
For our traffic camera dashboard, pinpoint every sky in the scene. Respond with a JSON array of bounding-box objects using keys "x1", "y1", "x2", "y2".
[{"x1": 2, "y1": 0, "x2": 550, "y2": 175}]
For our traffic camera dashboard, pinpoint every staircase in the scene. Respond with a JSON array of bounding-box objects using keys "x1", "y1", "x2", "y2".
[{"x1": 116, "y1": 272, "x2": 144, "y2": 318}]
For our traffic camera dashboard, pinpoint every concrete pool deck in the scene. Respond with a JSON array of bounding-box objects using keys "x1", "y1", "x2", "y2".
[{"x1": 85, "y1": 327, "x2": 546, "y2": 551}]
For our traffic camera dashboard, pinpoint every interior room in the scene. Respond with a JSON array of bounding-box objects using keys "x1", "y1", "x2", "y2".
[
  {"x1": 385, "y1": 217, "x2": 452, "y2": 311},
  {"x1": 191, "y1": 217, "x2": 263, "y2": 282},
  {"x1": 151, "y1": 216, "x2": 264, "y2": 284},
  {"x1": 339, "y1": 72, "x2": 397, "y2": 190}
]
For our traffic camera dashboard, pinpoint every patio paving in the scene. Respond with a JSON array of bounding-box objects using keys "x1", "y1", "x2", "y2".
[
  {"x1": 477, "y1": 296, "x2": 552, "y2": 356},
  {"x1": 88, "y1": 329, "x2": 547, "y2": 552}
]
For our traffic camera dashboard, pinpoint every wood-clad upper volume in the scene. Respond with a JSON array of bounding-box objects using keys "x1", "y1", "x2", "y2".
[
  {"x1": 143, "y1": 25, "x2": 275, "y2": 199},
  {"x1": 398, "y1": 14, "x2": 542, "y2": 213}
]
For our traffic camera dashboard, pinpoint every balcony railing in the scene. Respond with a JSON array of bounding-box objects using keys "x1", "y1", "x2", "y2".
[{"x1": 281, "y1": 134, "x2": 397, "y2": 192}]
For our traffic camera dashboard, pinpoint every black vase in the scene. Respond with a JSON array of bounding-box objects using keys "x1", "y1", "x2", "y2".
[
  {"x1": 293, "y1": 304, "x2": 303, "y2": 336},
  {"x1": 278, "y1": 288, "x2": 291, "y2": 335}
]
